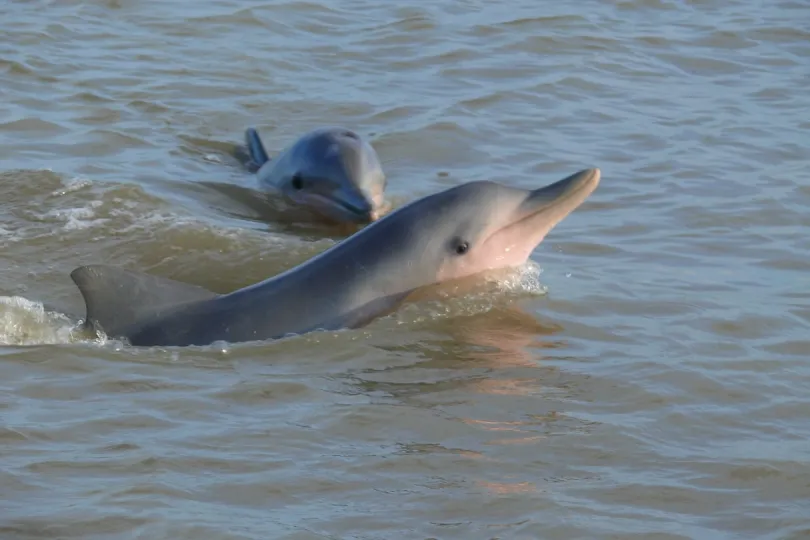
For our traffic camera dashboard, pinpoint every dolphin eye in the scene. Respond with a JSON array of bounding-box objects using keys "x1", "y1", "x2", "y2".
[
  {"x1": 454, "y1": 240, "x2": 470, "y2": 255},
  {"x1": 291, "y1": 173, "x2": 304, "y2": 190}
]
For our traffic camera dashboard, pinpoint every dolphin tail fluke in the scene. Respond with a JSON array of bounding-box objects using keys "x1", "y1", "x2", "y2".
[{"x1": 70, "y1": 265, "x2": 219, "y2": 340}]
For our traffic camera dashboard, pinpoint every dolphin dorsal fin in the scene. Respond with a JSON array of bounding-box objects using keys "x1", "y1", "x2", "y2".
[
  {"x1": 70, "y1": 265, "x2": 219, "y2": 339},
  {"x1": 244, "y1": 127, "x2": 271, "y2": 171}
]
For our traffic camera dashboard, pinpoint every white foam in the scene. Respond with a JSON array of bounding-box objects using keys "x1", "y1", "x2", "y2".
[
  {"x1": 0, "y1": 225, "x2": 16, "y2": 238},
  {"x1": 0, "y1": 226, "x2": 26, "y2": 247},
  {"x1": 50, "y1": 175, "x2": 93, "y2": 197},
  {"x1": 0, "y1": 296, "x2": 82, "y2": 346},
  {"x1": 492, "y1": 260, "x2": 547, "y2": 295},
  {"x1": 108, "y1": 206, "x2": 262, "y2": 246},
  {"x1": 41, "y1": 200, "x2": 109, "y2": 231},
  {"x1": 389, "y1": 262, "x2": 548, "y2": 326}
]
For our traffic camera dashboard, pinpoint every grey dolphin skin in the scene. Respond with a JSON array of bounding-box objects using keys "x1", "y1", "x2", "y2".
[
  {"x1": 70, "y1": 168, "x2": 601, "y2": 348},
  {"x1": 241, "y1": 127, "x2": 388, "y2": 224}
]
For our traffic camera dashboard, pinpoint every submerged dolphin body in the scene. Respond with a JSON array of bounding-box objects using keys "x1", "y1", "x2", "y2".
[
  {"x1": 70, "y1": 168, "x2": 601, "y2": 347},
  {"x1": 239, "y1": 127, "x2": 388, "y2": 224}
]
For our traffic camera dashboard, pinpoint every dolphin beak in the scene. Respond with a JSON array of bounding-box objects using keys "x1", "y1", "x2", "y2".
[
  {"x1": 333, "y1": 187, "x2": 379, "y2": 222},
  {"x1": 296, "y1": 179, "x2": 385, "y2": 225},
  {"x1": 307, "y1": 186, "x2": 380, "y2": 224},
  {"x1": 487, "y1": 168, "x2": 600, "y2": 263},
  {"x1": 521, "y1": 168, "x2": 601, "y2": 225}
]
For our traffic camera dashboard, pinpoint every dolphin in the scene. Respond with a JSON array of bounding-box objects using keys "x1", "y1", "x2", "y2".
[
  {"x1": 237, "y1": 127, "x2": 388, "y2": 224},
  {"x1": 69, "y1": 168, "x2": 601, "y2": 348}
]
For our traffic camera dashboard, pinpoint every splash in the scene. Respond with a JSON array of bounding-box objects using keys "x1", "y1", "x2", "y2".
[
  {"x1": 41, "y1": 200, "x2": 108, "y2": 231},
  {"x1": 391, "y1": 261, "x2": 549, "y2": 326},
  {"x1": 50, "y1": 175, "x2": 93, "y2": 197},
  {"x1": 0, "y1": 296, "x2": 94, "y2": 346},
  {"x1": 491, "y1": 260, "x2": 547, "y2": 295}
]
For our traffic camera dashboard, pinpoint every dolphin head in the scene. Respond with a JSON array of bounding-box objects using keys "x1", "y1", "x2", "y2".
[
  {"x1": 350, "y1": 168, "x2": 600, "y2": 297},
  {"x1": 278, "y1": 128, "x2": 387, "y2": 224}
]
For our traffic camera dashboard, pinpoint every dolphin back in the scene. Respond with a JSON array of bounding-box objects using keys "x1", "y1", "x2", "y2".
[{"x1": 70, "y1": 265, "x2": 219, "y2": 341}]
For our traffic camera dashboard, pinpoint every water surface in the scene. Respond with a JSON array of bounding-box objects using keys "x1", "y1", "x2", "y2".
[{"x1": 1, "y1": 0, "x2": 809, "y2": 538}]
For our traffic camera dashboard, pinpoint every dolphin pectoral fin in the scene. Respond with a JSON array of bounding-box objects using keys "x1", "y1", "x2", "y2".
[
  {"x1": 70, "y1": 265, "x2": 219, "y2": 340},
  {"x1": 244, "y1": 128, "x2": 271, "y2": 172}
]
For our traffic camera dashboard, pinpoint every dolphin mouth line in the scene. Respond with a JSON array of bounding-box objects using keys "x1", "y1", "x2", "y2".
[
  {"x1": 335, "y1": 198, "x2": 373, "y2": 218},
  {"x1": 301, "y1": 192, "x2": 376, "y2": 220}
]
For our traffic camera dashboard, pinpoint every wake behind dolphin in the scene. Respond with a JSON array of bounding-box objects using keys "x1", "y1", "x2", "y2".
[{"x1": 69, "y1": 168, "x2": 601, "y2": 347}]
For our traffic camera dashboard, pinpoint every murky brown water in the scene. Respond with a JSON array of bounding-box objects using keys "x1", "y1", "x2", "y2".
[{"x1": 2, "y1": 1, "x2": 809, "y2": 538}]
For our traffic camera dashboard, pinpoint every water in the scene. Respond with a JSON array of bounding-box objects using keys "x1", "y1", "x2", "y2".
[{"x1": 1, "y1": 0, "x2": 809, "y2": 538}]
